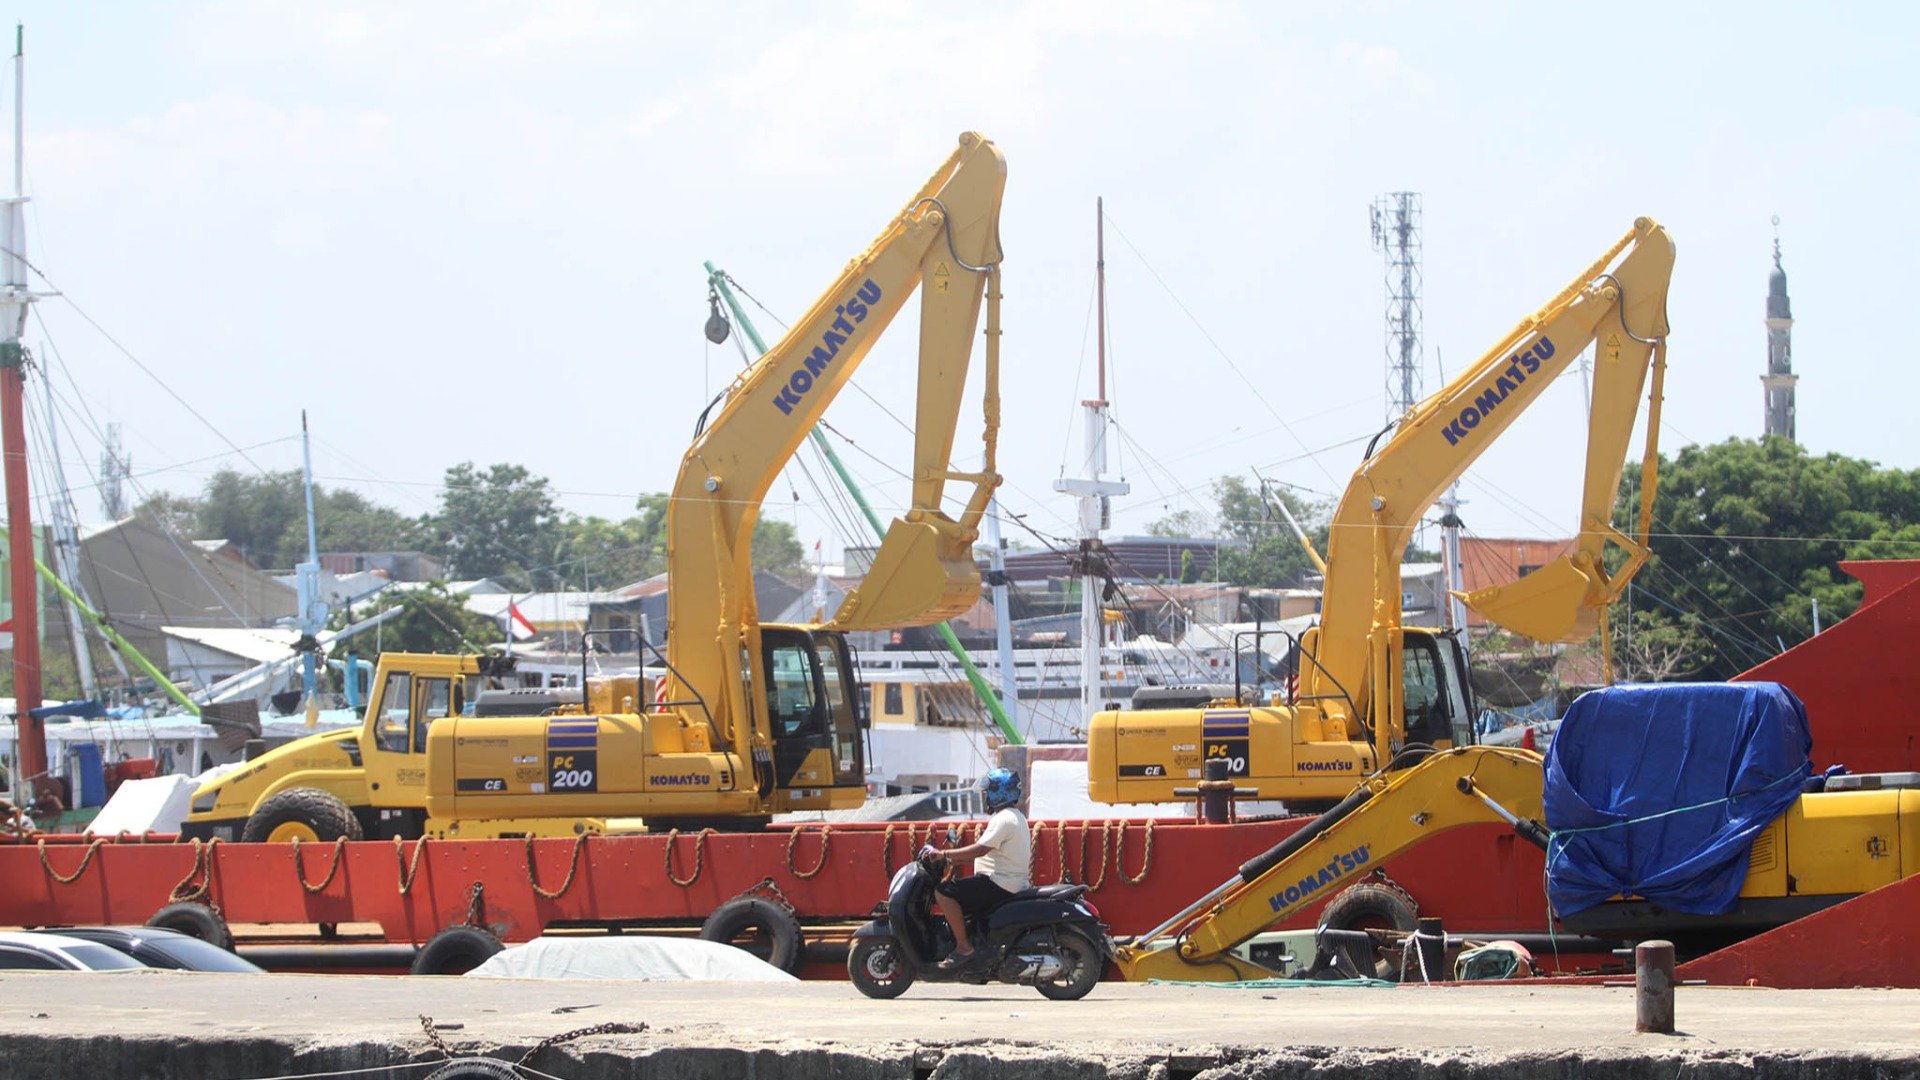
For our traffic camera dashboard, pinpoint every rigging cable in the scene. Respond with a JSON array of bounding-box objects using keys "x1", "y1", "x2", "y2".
[
  {"x1": 1099, "y1": 210, "x2": 1340, "y2": 489},
  {"x1": 2, "y1": 243, "x2": 272, "y2": 476}
]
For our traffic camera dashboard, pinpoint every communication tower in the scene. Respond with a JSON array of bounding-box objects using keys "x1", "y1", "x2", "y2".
[
  {"x1": 100, "y1": 421, "x2": 129, "y2": 519},
  {"x1": 1369, "y1": 192, "x2": 1423, "y2": 419},
  {"x1": 1371, "y1": 192, "x2": 1467, "y2": 633}
]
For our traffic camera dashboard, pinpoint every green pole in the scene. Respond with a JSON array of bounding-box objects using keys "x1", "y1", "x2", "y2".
[
  {"x1": 705, "y1": 262, "x2": 1022, "y2": 745},
  {"x1": 1, "y1": 527, "x2": 200, "y2": 715}
]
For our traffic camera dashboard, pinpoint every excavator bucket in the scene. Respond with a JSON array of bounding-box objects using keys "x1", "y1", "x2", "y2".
[
  {"x1": 826, "y1": 516, "x2": 981, "y2": 631},
  {"x1": 1459, "y1": 557, "x2": 1599, "y2": 644}
]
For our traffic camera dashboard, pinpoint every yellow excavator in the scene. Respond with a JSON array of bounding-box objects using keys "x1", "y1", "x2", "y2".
[
  {"x1": 1112, "y1": 736, "x2": 1920, "y2": 981},
  {"x1": 1090, "y1": 218, "x2": 1675, "y2": 809},
  {"x1": 183, "y1": 131, "x2": 1008, "y2": 840}
]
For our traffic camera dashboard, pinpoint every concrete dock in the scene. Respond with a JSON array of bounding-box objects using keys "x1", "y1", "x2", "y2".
[{"x1": 3, "y1": 972, "x2": 1918, "y2": 1079}]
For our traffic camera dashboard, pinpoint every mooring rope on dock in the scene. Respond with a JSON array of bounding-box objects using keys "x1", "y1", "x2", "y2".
[
  {"x1": 289, "y1": 835, "x2": 350, "y2": 893},
  {"x1": 1119, "y1": 818, "x2": 1156, "y2": 885},
  {"x1": 524, "y1": 833, "x2": 590, "y2": 899},
  {"x1": 1042, "y1": 819, "x2": 1156, "y2": 891},
  {"x1": 168, "y1": 837, "x2": 220, "y2": 905},
  {"x1": 395, "y1": 836, "x2": 431, "y2": 893},
  {"x1": 35, "y1": 836, "x2": 105, "y2": 884},
  {"x1": 784, "y1": 824, "x2": 831, "y2": 879},
  {"x1": 663, "y1": 827, "x2": 714, "y2": 886}
]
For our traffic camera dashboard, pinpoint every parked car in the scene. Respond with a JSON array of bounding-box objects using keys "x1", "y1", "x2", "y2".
[
  {"x1": 0, "y1": 930, "x2": 147, "y2": 971},
  {"x1": 33, "y1": 926, "x2": 263, "y2": 973}
]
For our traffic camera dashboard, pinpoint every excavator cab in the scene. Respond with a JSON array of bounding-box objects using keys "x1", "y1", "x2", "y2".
[
  {"x1": 1399, "y1": 630, "x2": 1476, "y2": 750},
  {"x1": 761, "y1": 627, "x2": 868, "y2": 800}
]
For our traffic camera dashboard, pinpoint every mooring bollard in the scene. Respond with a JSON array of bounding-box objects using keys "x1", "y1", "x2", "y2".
[
  {"x1": 1635, "y1": 939, "x2": 1676, "y2": 1034},
  {"x1": 1415, "y1": 917, "x2": 1446, "y2": 982},
  {"x1": 1199, "y1": 758, "x2": 1233, "y2": 823}
]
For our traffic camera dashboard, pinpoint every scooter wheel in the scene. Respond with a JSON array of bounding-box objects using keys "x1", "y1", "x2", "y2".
[
  {"x1": 1034, "y1": 930, "x2": 1104, "y2": 1001},
  {"x1": 848, "y1": 937, "x2": 915, "y2": 999}
]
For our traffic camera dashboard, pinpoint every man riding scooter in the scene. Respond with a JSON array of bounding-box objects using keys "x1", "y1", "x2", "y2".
[
  {"x1": 923, "y1": 767, "x2": 1030, "y2": 970},
  {"x1": 850, "y1": 767, "x2": 1107, "y2": 999}
]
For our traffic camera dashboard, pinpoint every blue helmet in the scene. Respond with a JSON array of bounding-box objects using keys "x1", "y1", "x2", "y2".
[{"x1": 981, "y1": 767, "x2": 1022, "y2": 811}]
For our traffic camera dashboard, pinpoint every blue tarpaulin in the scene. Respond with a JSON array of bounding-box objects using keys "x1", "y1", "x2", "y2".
[
  {"x1": 29, "y1": 699, "x2": 108, "y2": 721},
  {"x1": 1543, "y1": 682, "x2": 1812, "y2": 917}
]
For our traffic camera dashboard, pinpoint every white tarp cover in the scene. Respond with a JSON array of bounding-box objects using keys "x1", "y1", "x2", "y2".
[
  {"x1": 465, "y1": 936, "x2": 799, "y2": 982},
  {"x1": 86, "y1": 774, "x2": 198, "y2": 835}
]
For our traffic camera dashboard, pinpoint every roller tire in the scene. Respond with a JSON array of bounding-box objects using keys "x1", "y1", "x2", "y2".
[
  {"x1": 241, "y1": 787, "x2": 363, "y2": 844},
  {"x1": 411, "y1": 925, "x2": 503, "y2": 976},
  {"x1": 699, "y1": 897, "x2": 804, "y2": 973},
  {"x1": 1318, "y1": 881, "x2": 1417, "y2": 980},
  {"x1": 145, "y1": 901, "x2": 235, "y2": 951},
  {"x1": 848, "y1": 937, "x2": 914, "y2": 999},
  {"x1": 1034, "y1": 930, "x2": 1104, "y2": 1001}
]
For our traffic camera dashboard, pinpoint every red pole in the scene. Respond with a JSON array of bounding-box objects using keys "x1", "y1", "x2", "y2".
[{"x1": 3, "y1": 351, "x2": 42, "y2": 784}]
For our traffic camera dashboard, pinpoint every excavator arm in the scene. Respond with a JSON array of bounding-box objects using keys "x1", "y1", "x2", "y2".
[
  {"x1": 664, "y1": 132, "x2": 1007, "y2": 773},
  {"x1": 1310, "y1": 219, "x2": 1675, "y2": 743},
  {"x1": 1113, "y1": 746, "x2": 1549, "y2": 981}
]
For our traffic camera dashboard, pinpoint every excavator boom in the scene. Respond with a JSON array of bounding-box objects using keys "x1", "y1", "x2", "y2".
[
  {"x1": 1311, "y1": 219, "x2": 1672, "y2": 737},
  {"x1": 1090, "y1": 220, "x2": 1674, "y2": 808},
  {"x1": 665, "y1": 132, "x2": 1007, "y2": 775},
  {"x1": 1114, "y1": 746, "x2": 1548, "y2": 981}
]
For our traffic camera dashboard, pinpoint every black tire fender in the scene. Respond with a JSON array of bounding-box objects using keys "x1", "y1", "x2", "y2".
[
  {"x1": 699, "y1": 896, "x2": 804, "y2": 973},
  {"x1": 241, "y1": 786, "x2": 364, "y2": 844},
  {"x1": 425, "y1": 1060, "x2": 518, "y2": 1080},
  {"x1": 411, "y1": 925, "x2": 503, "y2": 976},
  {"x1": 1317, "y1": 880, "x2": 1417, "y2": 978},
  {"x1": 1318, "y1": 880, "x2": 1418, "y2": 932},
  {"x1": 145, "y1": 901, "x2": 235, "y2": 951}
]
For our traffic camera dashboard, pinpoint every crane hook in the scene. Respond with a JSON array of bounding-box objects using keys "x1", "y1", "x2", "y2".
[{"x1": 704, "y1": 284, "x2": 732, "y2": 345}]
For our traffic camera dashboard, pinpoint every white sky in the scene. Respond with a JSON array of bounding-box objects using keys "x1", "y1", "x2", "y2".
[{"x1": 8, "y1": 1, "x2": 1916, "y2": 575}]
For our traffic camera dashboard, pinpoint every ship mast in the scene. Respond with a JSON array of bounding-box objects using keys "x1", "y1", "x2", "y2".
[
  {"x1": 2, "y1": 25, "x2": 44, "y2": 791},
  {"x1": 295, "y1": 411, "x2": 326, "y2": 727},
  {"x1": 1054, "y1": 198, "x2": 1129, "y2": 723}
]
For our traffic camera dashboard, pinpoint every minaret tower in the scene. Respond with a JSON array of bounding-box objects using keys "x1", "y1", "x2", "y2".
[{"x1": 1762, "y1": 215, "x2": 1797, "y2": 441}]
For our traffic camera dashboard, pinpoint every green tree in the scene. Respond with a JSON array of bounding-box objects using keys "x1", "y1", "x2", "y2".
[
  {"x1": 752, "y1": 516, "x2": 807, "y2": 577},
  {"x1": 552, "y1": 494, "x2": 670, "y2": 589},
  {"x1": 546, "y1": 493, "x2": 805, "y2": 589},
  {"x1": 1146, "y1": 508, "x2": 1211, "y2": 538},
  {"x1": 1207, "y1": 475, "x2": 1329, "y2": 588},
  {"x1": 134, "y1": 490, "x2": 199, "y2": 536},
  {"x1": 138, "y1": 470, "x2": 418, "y2": 567},
  {"x1": 425, "y1": 462, "x2": 561, "y2": 586},
  {"x1": 329, "y1": 582, "x2": 502, "y2": 656},
  {"x1": 314, "y1": 489, "x2": 420, "y2": 555},
  {"x1": 1607, "y1": 436, "x2": 1920, "y2": 680},
  {"x1": 194, "y1": 469, "x2": 305, "y2": 567}
]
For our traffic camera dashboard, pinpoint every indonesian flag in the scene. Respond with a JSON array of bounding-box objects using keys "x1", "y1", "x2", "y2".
[{"x1": 507, "y1": 600, "x2": 538, "y2": 640}]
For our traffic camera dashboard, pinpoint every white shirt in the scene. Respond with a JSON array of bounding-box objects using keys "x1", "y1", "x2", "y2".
[{"x1": 974, "y1": 807, "x2": 1031, "y2": 893}]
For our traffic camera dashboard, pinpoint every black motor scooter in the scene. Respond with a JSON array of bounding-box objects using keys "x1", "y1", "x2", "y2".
[{"x1": 847, "y1": 849, "x2": 1110, "y2": 999}]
